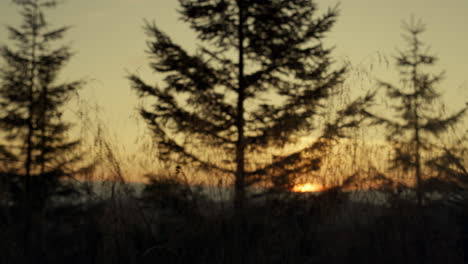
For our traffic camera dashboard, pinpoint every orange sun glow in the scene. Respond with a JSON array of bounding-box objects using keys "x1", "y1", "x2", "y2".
[{"x1": 292, "y1": 183, "x2": 324, "y2": 193}]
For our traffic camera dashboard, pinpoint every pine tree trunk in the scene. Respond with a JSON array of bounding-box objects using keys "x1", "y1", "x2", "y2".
[
  {"x1": 411, "y1": 51, "x2": 423, "y2": 209},
  {"x1": 39, "y1": 61, "x2": 48, "y2": 263},
  {"x1": 234, "y1": 0, "x2": 246, "y2": 215},
  {"x1": 414, "y1": 111, "x2": 423, "y2": 208},
  {"x1": 24, "y1": 1, "x2": 39, "y2": 261},
  {"x1": 24, "y1": 20, "x2": 37, "y2": 264}
]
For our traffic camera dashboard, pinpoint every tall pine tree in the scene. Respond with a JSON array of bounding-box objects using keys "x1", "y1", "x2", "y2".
[
  {"x1": 0, "y1": 0, "x2": 88, "y2": 250},
  {"x1": 130, "y1": 0, "x2": 371, "y2": 212},
  {"x1": 365, "y1": 18, "x2": 467, "y2": 207}
]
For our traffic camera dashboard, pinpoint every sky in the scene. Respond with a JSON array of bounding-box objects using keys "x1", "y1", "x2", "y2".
[{"x1": 0, "y1": 0, "x2": 467, "y2": 158}]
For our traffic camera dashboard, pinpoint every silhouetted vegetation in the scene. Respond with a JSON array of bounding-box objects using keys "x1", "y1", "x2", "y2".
[
  {"x1": 129, "y1": 0, "x2": 373, "y2": 215},
  {"x1": 365, "y1": 18, "x2": 467, "y2": 210},
  {"x1": 0, "y1": 1, "x2": 466, "y2": 264},
  {"x1": 0, "y1": 0, "x2": 92, "y2": 263}
]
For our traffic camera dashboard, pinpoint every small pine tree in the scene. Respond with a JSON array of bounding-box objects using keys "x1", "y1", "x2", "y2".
[
  {"x1": 366, "y1": 18, "x2": 467, "y2": 207},
  {"x1": 130, "y1": 0, "x2": 371, "y2": 212}
]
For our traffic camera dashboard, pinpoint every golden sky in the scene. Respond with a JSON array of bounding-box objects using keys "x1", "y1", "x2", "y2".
[{"x1": 0, "y1": 0, "x2": 467, "y2": 156}]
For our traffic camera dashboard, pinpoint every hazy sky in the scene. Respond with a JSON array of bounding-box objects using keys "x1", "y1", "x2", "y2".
[{"x1": 0, "y1": 0, "x2": 467, "y2": 155}]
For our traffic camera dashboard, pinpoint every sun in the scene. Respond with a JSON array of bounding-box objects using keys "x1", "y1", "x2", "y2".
[{"x1": 292, "y1": 183, "x2": 324, "y2": 193}]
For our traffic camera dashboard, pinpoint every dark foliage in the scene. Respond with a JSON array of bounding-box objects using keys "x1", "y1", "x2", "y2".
[
  {"x1": 140, "y1": 171, "x2": 206, "y2": 218},
  {"x1": 130, "y1": 0, "x2": 373, "y2": 212},
  {"x1": 365, "y1": 18, "x2": 467, "y2": 207},
  {"x1": 0, "y1": 1, "x2": 465, "y2": 264},
  {"x1": 0, "y1": 0, "x2": 92, "y2": 262},
  {"x1": 0, "y1": 0, "x2": 89, "y2": 205}
]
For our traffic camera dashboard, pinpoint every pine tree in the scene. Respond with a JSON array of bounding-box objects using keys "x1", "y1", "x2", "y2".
[
  {"x1": 130, "y1": 0, "x2": 371, "y2": 212},
  {"x1": 0, "y1": 0, "x2": 88, "y2": 257},
  {"x1": 365, "y1": 18, "x2": 467, "y2": 207}
]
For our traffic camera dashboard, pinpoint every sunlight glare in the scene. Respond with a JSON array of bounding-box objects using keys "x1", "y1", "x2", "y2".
[{"x1": 292, "y1": 183, "x2": 324, "y2": 193}]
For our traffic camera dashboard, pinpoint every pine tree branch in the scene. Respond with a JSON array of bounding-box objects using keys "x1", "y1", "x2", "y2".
[
  {"x1": 147, "y1": 120, "x2": 234, "y2": 175},
  {"x1": 131, "y1": 75, "x2": 236, "y2": 144},
  {"x1": 421, "y1": 107, "x2": 467, "y2": 135}
]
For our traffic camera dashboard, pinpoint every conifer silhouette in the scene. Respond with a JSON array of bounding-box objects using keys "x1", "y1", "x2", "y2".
[
  {"x1": 365, "y1": 18, "x2": 467, "y2": 207},
  {"x1": 0, "y1": 0, "x2": 90, "y2": 259},
  {"x1": 130, "y1": 0, "x2": 372, "y2": 212}
]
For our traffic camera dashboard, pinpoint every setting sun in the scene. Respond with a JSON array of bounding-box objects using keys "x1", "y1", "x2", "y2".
[{"x1": 292, "y1": 183, "x2": 324, "y2": 193}]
